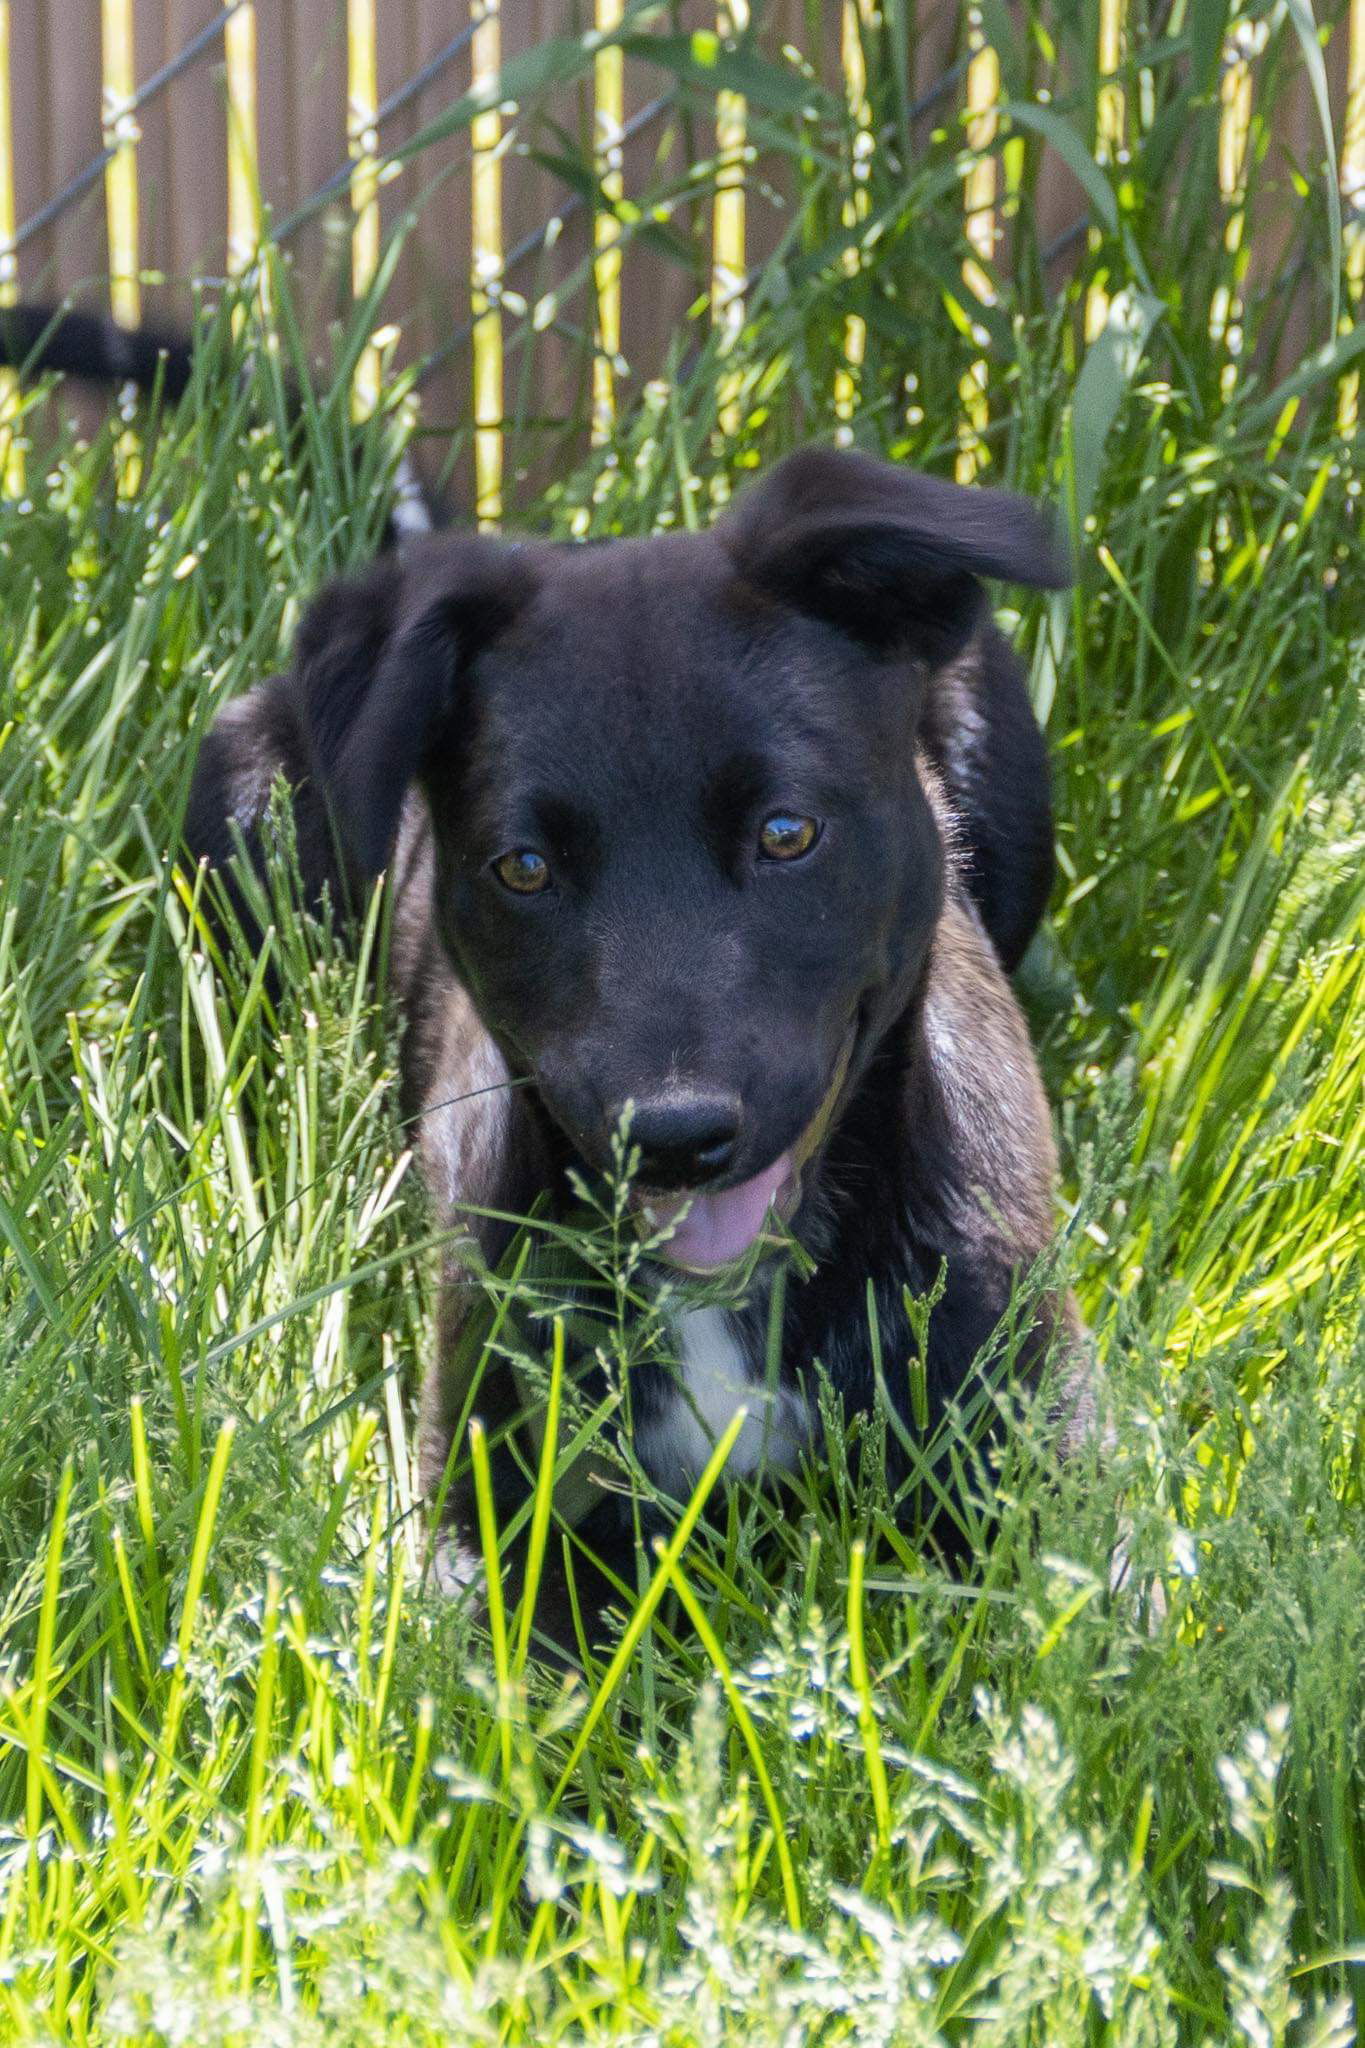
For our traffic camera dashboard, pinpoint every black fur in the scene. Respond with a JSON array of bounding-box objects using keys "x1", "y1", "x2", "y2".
[
  {"x1": 0, "y1": 299, "x2": 438, "y2": 546},
  {"x1": 4, "y1": 301, "x2": 1086, "y2": 1589},
  {"x1": 0, "y1": 303, "x2": 193, "y2": 399},
  {"x1": 182, "y1": 442, "x2": 1089, "y2": 1614},
  {"x1": 724, "y1": 447, "x2": 1064, "y2": 972},
  {"x1": 724, "y1": 445, "x2": 1068, "y2": 646},
  {"x1": 7, "y1": 299, "x2": 1052, "y2": 975},
  {"x1": 917, "y1": 620, "x2": 1057, "y2": 974}
]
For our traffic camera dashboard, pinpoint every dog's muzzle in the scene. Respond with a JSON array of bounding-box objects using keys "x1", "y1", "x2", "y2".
[{"x1": 631, "y1": 1029, "x2": 856, "y2": 1274}]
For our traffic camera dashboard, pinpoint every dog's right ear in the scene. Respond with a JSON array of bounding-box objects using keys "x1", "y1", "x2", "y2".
[
  {"x1": 721, "y1": 446, "x2": 1068, "y2": 664},
  {"x1": 292, "y1": 535, "x2": 537, "y2": 877}
]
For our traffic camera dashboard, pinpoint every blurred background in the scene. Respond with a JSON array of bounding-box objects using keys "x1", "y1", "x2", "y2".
[{"x1": 3, "y1": 1, "x2": 1360, "y2": 521}]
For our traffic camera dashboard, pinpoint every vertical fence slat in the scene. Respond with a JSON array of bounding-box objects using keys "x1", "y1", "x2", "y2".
[
  {"x1": 1341, "y1": 0, "x2": 1365, "y2": 435},
  {"x1": 834, "y1": 0, "x2": 872, "y2": 436},
  {"x1": 712, "y1": 0, "x2": 748, "y2": 440},
  {"x1": 1084, "y1": 0, "x2": 1126, "y2": 342},
  {"x1": 592, "y1": 0, "x2": 625, "y2": 447},
  {"x1": 470, "y1": 0, "x2": 503, "y2": 525},
  {"x1": 956, "y1": 10, "x2": 998, "y2": 483},
  {"x1": 1213, "y1": 19, "x2": 1257, "y2": 403},
  {"x1": 101, "y1": 0, "x2": 140, "y2": 492},
  {"x1": 225, "y1": 2, "x2": 259, "y2": 283},
  {"x1": 100, "y1": 0, "x2": 140, "y2": 327},
  {"x1": 1096, "y1": 0, "x2": 1125, "y2": 151},
  {"x1": 0, "y1": 0, "x2": 21, "y2": 495},
  {"x1": 349, "y1": 0, "x2": 382, "y2": 417}
]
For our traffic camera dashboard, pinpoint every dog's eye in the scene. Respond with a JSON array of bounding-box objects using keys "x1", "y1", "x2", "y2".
[
  {"x1": 758, "y1": 813, "x2": 821, "y2": 862},
  {"x1": 491, "y1": 848, "x2": 551, "y2": 895}
]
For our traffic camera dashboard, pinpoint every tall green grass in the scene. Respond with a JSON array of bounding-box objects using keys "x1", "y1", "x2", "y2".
[{"x1": 0, "y1": 4, "x2": 1363, "y2": 2039}]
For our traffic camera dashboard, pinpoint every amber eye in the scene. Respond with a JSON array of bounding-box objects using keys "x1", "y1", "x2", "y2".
[
  {"x1": 758, "y1": 813, "x2": 821, "y2": 862},
  {"x1": 491, "y1": 848, "x2": 551, "y2": 895}
]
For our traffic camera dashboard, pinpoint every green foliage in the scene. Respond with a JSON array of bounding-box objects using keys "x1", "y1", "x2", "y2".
[{"x1": 0, "y1": 4, "x2": 1362, "y2": 2038}]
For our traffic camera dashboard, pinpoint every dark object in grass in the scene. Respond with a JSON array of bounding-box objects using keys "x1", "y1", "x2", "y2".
[
  {"x1": 0, "y1": 301, "x2": 196, "y2": 399},
  {"x1": 0, "y1": 299, "x2": 435, "y2": 541}
]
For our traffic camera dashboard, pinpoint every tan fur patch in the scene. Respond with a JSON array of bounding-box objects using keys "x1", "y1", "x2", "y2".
[
  {"x1": 381, "y1": 808, "x2": 531, "y2": 1496},
  {"x1": 917, "y1": 755, "x2": 1093, "y2": 1444},
  {"x1": 922, "y1": 891, "x2": 1058, "y2": 1261},
  {"x1": 915, "y1": 752, "x2": 1056, "y2": 1258},
  {"x1": 213, "y1": 687, "x2": 287, "y2": 829},
  {"x1": 929, "y1": 639, "x2": 989, "y2": 742},
  {"x1": 390, "y1": 813, "x2": 514, "y2": 1225}
]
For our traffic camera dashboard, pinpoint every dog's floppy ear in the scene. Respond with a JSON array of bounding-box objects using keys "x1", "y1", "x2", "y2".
[
  {"x1": 292, "y1": 535, "x2": 537, "y2": 877},
  {"x1": 721, "y1": 446, "x2": 1068, "y2": 661}
]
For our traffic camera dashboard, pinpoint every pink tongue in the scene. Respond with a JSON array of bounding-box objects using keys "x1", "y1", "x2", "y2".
[{"x1": 647, "y1": 1153, "x2": 792, "y2": 1272}]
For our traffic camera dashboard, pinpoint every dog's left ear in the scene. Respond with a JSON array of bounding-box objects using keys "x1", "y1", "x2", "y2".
[{"x1": 721, "y1": 446, "x2": 1068, "y2": 661}]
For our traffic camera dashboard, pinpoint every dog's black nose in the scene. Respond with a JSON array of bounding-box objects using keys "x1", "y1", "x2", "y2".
[{"x1": 622, "y1": 1093, "x2": 742, "y2": 1187}]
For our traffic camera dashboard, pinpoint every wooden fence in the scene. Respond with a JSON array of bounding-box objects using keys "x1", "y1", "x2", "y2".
[{"x1": 1, "y1": 1, "x2": 1362, "y2": 516}]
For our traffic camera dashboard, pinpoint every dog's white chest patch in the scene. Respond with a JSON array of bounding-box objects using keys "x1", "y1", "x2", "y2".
[{"x1": 633, "y1": 1302, "x2": 810, "y2": 1495}]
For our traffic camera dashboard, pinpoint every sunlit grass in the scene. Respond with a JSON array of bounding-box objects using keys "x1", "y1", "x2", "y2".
[{"x1": 1, "y1": 6, "x2": 1363, "y2": 2039}]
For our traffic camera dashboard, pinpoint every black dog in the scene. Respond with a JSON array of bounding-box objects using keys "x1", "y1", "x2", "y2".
[
  {"x1": 3, "y1": 305, "x2": 1092, "y2": 1598},
  {"x1": 188, "y1": 446, "x2": 1094, "y2": 1585}
]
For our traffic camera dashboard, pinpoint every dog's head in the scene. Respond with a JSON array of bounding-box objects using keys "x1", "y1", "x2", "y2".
[{"x1": 293, "y1": 448, "x2": 1065, "y2": 1270}]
